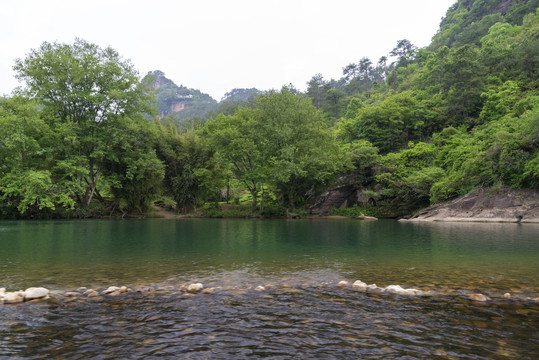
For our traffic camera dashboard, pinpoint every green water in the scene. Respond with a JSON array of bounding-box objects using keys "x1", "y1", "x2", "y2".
[
  {"x1": 1, "y1": 219, "x2": 538, "y2": 296},
  {"x1": 1, "y1": 219, "x2": 538, "y2": 359}
]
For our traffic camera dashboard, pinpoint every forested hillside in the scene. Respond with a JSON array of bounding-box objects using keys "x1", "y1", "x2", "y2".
[
  {"x1": 1, "y1": 0, "x2": 538, "y2": 219},
  {"x1": 145, "y1": 70, "x2": 218, "y2": 125}
]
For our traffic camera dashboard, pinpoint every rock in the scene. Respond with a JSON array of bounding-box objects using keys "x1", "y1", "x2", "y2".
[
  {"x1": 201, "y1": 288, "x2": 215, "y2": 294},
  {"x1": 83, "y1": 289, "x2": 100, "y2": 297},
  {"x1": 383, "y1": 285, "x2": 422, "y2": 296},
  {"x1": 404, "y1": 187, "x2": 539, "y2": 223},
  {"x1": 366, "y1": 284, "x2": 379, "y2": 290},
  {"x1": 337, "y1": 281, "x2": 349, "y2": 287},
  {"x1": 469, "y1": 293, "x2": 489, "y2": 302},
  {"x1": 186, "y1": 283, "x2": 204, "y2": 293},
  {"x1": 4, "y1": 291, "x2": 25, "y2": 304},
  {"x1": 119, "y1": 286, "x2": 128, "y2": 293},
  {"x1": 102, "y1": 286, "x2": 121, "y2": 295},
  {"x1": 76, "y1": 287, "x2": 88, "y2": 292},
  {"x1": 254, "y1": 286, "x2": 266, "y2": 292},
  {"x1": 503, "y1": 293, "x2": 511, "y2": 299},
  {"x1": 23, "y1": 287, "x2": 49, "y2": 301},
  {"x1": 357, "y1": 215, "x2": 378, "y2": 221},
  {"x1": 0, "y1": 288, "x2": 5, "y2": 295},
  {"x1": 65, "y1": 291, "x2": 81, "y2": 297},
  {"x1": 352, "y1": 280, "x2": 368, "y2": 291}
]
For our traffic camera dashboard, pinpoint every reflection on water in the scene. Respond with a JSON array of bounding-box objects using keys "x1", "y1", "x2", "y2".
[{"x1": 0, "y1": 219, "x2": 538, "y2": 358}]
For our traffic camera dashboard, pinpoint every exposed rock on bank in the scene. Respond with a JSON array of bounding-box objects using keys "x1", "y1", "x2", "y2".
[{"x1": 402, "y1": 187, "x2": 539, "y2": 223}]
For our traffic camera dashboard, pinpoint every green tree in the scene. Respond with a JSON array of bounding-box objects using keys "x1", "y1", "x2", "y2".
[
  {"x1": 13, "y1": 39, "x2": 155, "y2": 209},
  {"x1": 254, "y1": 89, "x2": 342, "y2": 211},
  {"x1": 0, "y1": 97, "x2": 75, "y2": 216},
  {"x1": 204, "y1": 107, "x2": 265, "y2": 213},
  {"x1": 157, "y1": 121, "x2": 221, "y2": 213}
]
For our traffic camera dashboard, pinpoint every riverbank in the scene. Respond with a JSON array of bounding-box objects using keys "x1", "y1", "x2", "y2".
[{"x1": 401, "y1": 187, "x2": 539, "y2": 223}]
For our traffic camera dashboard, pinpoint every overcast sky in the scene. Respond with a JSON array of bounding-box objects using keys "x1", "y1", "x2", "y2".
[{"x1": 1, "y1": 0, "x2": 456, "y2": 101}]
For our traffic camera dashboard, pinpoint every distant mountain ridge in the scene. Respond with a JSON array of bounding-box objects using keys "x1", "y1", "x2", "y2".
[
  {"x1": 144, "y1": 70, "x2": 218, "y2": 121},
  {"x1": 144, "y1": 71, "x2": 264, "y2": 124}
]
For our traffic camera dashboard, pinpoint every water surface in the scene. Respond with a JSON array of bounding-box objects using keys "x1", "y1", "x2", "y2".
[{"x1": 1, "y1": 219, "x2": 538, "y2": 358}]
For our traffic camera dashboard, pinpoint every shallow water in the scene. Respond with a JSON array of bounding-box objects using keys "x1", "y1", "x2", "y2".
[{"x1": 1, "y1": 219, "x2": 538, "y2": 358}]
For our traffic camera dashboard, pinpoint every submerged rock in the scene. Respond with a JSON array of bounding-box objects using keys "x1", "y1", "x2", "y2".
[
  {"x1": 469, "y1": 293, "x2": 489, "y2": 302},
  {"x1": 23, "y1": 287, "x2": 49, "y2": 301},
  {"x1": 254, "y1": 286, "x2": 266, "y2": 292},
  {"x1": 201, "y1": 288, "x2": 215, "y2": 294}
]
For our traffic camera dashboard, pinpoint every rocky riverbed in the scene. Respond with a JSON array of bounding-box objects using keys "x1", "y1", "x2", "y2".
[
  {"x1": 402, "y1": 187, "x2": 539, "y2": 223},
  {"x1": 2, "y1": 280, "x2": 538, "y2": 306}
]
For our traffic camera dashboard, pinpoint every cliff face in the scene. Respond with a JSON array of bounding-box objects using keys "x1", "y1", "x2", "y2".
[
  {"x1": 402, "y1": 187, "x2": 539, "y2": 223},
  {"x1": 144, "y1": 70, "x2": 217, "y2": 120}
]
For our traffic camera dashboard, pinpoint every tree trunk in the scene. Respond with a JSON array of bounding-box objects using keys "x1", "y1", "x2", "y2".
[
  {"x1": 251, "y1": 189, "x2": 257, "y2": 214},
  {"x1": 289, "y1": 187, "x2": 296, "y2": 212},
  {"x1": 260, "y1": 183, "x2": 264, "y2": 214}
]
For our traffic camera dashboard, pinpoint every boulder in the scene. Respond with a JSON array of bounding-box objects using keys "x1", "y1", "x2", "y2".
[
  {"x1": 83, "y1": 289, "x2": 100, "y2": 297},
  {"x1": 366, "y1": 283, "x2": 379, "y2": 290},
  {"x1": 4, "y1": 291, "x2": 25, "y2": 304},
  {"x1": 23, "y1": 287, "x2": 49, "y2": 301},
  {"x1": 102, "y1": 286, "x2": 121, "y2": 295},
  {"x1": 403, "y1": 187, "x2": 539, "y2": 223},
  {"x1": 352, "y1": 280, "x2": 368, "y2": 291},
  {"x1": 186, "y1": 283, "x2": 204, "y2": 293},
  {"x1": 383, "y1": 285, "x2": 423, "y2": 296}
]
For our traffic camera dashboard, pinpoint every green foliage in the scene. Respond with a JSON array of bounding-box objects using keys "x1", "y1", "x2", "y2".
[
  {"x1": 102, "y1": 117, "x2": 165, "y2": 213},
  {"x1": 205, "y1": 88, "x2": 343, "y2": 212},
  {"x1": 1, "y1": 40, "x2": 166, "y2": 217},
  {"x1": 330, "y1": 205, "x2": 382, "y2": 218},
  {"x1": 13, "y1": 39, "x2": 155, "y2": 209},
  {"x1": 3, "y1": 1, "x2": 539, "y2": 219},
  {"x1": 157, "y1": 122, "x2": 222, "y2": 214},
  {"x1": 429, "y1": 0, "x2": 538, "y2": 50}
]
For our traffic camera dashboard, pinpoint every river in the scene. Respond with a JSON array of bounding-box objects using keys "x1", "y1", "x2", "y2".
[{"x1": 1, "y1": 219, "x2": 538, "y2": 358}]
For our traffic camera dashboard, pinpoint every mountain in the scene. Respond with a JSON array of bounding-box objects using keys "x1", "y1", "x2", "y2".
[
  {"x1": 144, "y1": 70, "x2": 218, "y2": 122},
  {"x1": 429, "y1": 0, "x2": 539, "y2": 49},
  {"x1": 220, "y1": 88, "x2": 264, "y2": 103}
]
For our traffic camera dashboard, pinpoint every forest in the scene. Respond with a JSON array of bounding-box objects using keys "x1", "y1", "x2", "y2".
[{"x1": 1, "y1": 0, "x2": 538, "y2": 219}]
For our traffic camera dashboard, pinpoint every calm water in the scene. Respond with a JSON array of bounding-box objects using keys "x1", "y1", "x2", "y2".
[{"x1": 1, "y1": 219, "x2": 538, "y2": 358}]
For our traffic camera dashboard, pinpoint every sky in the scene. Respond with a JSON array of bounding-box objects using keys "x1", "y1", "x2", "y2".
[{"x1": 1, "y1": 0, "x2": 456, "y2": 101}]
